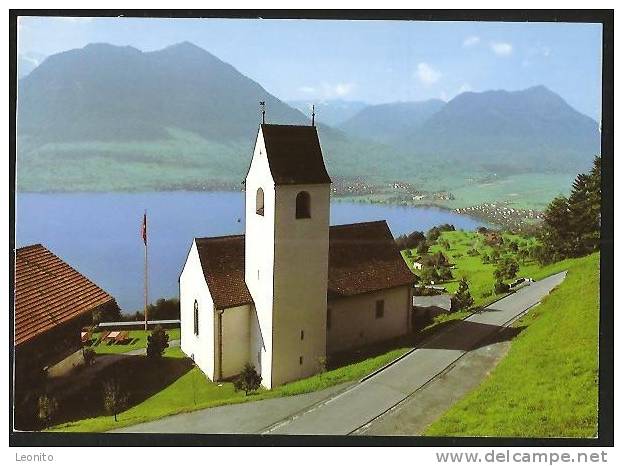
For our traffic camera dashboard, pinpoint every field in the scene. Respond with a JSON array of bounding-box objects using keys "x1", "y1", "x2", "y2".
[
  {"x1": 425, "y1": 252, "x2": 599, "y2": 437},
  {"x1": 402, "y1": 230, "x2": 580, "y2": 311},
  {"x1": 17, "y1": 129, "x2": 573, "y2": 211},
  {"x1": 89, "y1": 328, "x2": 181, "y2": 355}
]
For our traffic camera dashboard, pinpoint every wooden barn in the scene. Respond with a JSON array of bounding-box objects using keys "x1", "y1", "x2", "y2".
[{"x1": 14, "y1": 244, "x2": 118, "y2": 389}]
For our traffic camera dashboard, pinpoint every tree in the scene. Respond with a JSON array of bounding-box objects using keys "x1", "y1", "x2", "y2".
[
  {"x1": 37, "y1": 393, "x2": 59, "y2": 428},
  {"x1": 420, "y1": 266, "x2": 440, "y2": 284},
  {"x1": 147, "y1": 325, "x2": 170, "y2": 359},
  {"x1": 103, "y1": 378, "x2": 128, "y2": 422},
  {"x1": 438, "y1": 266, "x2": 453, "y2": 282},
  {"x1": 146, "y1": 298, "x2": 181, "y2": 321},
  {"x1": 92, "y1": 302, "x2": 122, "y2": 326},
  {"x1": 494, "y1": 257, "x2": 519, "y2": 281},
  {"x1": 233, "y1": 364, "x2": 262, "y2": 396},
  {"x1": 451, "y1": 278, "x2": 474, "y2": 311},
  {"x1": 568, "y1": 156, "x2": 601, "y2": 255},
  {"x1": 416, "y1": 241, "x2": 430, "y2": 255}
]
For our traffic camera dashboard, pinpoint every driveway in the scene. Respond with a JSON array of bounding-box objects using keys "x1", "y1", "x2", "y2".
[{"x1": 112, "y1": 272, "x2": 566, "y2": 435}]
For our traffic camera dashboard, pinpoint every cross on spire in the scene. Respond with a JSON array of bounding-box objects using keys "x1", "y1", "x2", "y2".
[
  {"x1": 311, "y1": 104, "x2": 315, "y2": 127},
  {"x1": 259, "y1": 101, "x2": 266, "y2": 124}
]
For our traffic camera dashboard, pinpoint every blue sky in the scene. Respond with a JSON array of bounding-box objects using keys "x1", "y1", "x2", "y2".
[{"x1": 18, "y1": 16, "x2": 603, "y2": 120}]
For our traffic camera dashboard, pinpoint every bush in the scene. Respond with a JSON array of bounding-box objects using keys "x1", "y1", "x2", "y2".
[
  {"x1": 494, "y1": 281, "x2": 510, "y2": 294},
  {"x1": 466, "y1": 248, "x2": 480, "y2": 257},
  {"x1": 103, "y1": 378, "x2": 128, "y2": 422},
  {"x1": 494, "y1": 257, "x2": 520, "y2": 281},
  {"x1": 37, "y1": 393, "x2": 59, "y2": 428},
  {"x1": 233, "y1": 363, "x2": 262, "y2": 396},
  {"x1": 416, "y1": 241, "x2": 430, "y2": 255},
  {"x1": 146, "y1": 325, "x2": 170, "y2": 359},
  {"x1": 438, "y1": 266, "x2": 454, "y2": 281},
  {"x1": 83, "y1": 347, "x2": 96, "y2": 366},
  {"x1": 451, "y1": 278, "x2": 474, "y2": 312}
]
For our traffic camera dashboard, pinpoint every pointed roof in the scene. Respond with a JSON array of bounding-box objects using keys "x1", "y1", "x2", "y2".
[
  {"x1": 14, "y1": 244, "x2": 116, "y2": 346},
  {"x1": 260, "y1": 124, "x2": 331, "y2": 185},
  {"x1": 193, "y1": 221, "x2": 416, "y2": 310},
  {"x1": 194, "y1": 235, "x2": 254, "y2": 310}
]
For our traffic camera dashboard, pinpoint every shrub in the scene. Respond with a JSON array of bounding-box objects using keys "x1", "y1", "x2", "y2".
[
  {"x1": 451, "y1": 278, "x2": 474, "y2": 312},
  {"x1": 494, "y1": 281, "x2": 510, "y2": 294},
  {"x1": 146, "y1": 325, "x2": 170, "y2": 359},
  {"x1": 494, "y1": 257, "x2": 520, "y2": 281},
  {"x1": 438, "y1": 266, "x2": 454, "y2": 281},
  {"x1": 466, "y1": 248, "x2": 480, "y2": 257},
  {"x1": 233, "y1": 363, "x2": 262, "y2": 395},
  {"x1": 103, "y1": 378, "x2": 128, "y2": 422},
  {"x1": 83, "y1": 347, "x2": 96, "y2": 366},
  {"x1": 37, "y1": 393, "x2": 59, "y2": 428}
]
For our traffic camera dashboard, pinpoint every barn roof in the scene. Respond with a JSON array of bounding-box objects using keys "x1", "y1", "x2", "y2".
[
  {"x1": 14, "y1": 244, "x2": 116, "y2": 347},
  {"x1": 260, "y1": 124, "x2": 331, "y2": 185},
  {"x1": 194, "y1": 220, "x2": 416, "y2": 310}
]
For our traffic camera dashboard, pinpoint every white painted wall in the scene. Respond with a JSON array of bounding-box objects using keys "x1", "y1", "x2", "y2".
[
  {"x1": 245, "y1": 128, "x2": 276, "y2": 388},
  {"x1": 272, "y1": 183, "x2": 330, "y2": 386},
  {"x1": 327, "y1": 285, "x2": 412, "y2": 355},
  {"x1": 220, "y1": 305, "x2": 251, "y2": 379},
  {"x1": 180, "y1": 240, "x2": 215, "y2": 380}
]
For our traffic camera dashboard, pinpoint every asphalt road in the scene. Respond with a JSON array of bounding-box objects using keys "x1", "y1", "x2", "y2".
[{"x1": 112, "y1": 272, "x2": 566, "y2": 435}]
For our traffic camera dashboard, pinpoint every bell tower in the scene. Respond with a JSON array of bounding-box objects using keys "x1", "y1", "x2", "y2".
[{"x1": 245, "y1": 123, "x2": 331, "y2": 388}]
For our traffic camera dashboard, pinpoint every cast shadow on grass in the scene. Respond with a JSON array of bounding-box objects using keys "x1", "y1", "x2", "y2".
[{"x1": 50, "y1": 355, "x2": 193, "y2": 426}]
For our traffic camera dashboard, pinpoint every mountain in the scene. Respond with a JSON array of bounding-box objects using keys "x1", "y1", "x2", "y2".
[
  {"x1": 340, "y1": 99, "x2": 445, "y2": 144},
  {"x1": 288, "y1": 99, "x2": 368, "y2": 127},
  {"x1": 408, "y1": 86, "x2": 600, "y2": 173},
  {"x1": 17, "y1": 52, "x2": 46, "y2": 78},
  {"x1": 18, "y1": 42, "x2": 309, "y2": 143},
  {"x1": 17, "y1": 42, "x2": 411, "y2": 192}
]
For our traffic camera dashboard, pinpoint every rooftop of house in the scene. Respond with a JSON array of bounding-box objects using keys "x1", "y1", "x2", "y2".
[
  {"x1": 194, "y1": 220, "x2": 417, "y2": 310},
  {"x1": 259, "y1": 124, "x2": 331, "y2": 186},
  {"x1": 14, "y1": 244, "x2": 116, "y2": 347}
]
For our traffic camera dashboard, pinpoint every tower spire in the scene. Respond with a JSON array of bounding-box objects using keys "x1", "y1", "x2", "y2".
[
  {"x1": 311, "y1": 104, "x2": 315, "y2": 127},
  {"x1": 260, "y1": 101, "x2": 266, "y2": 124}
]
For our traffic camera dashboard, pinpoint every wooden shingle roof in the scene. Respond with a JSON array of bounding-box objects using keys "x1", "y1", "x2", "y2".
[
  {"x1": 14, "y1": 244, "x2": 116, "y2": 347},
  {"x1": 260, "y1": 124, "x2": 331, "y2": 185},
  {"x1": 194, "y1": 220, "x2": 416, "y2": 309}
]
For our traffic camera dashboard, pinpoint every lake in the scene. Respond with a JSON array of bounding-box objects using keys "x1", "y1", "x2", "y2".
[{"x1": 15, "y1": 192, "x2": 487, "y2": 312}]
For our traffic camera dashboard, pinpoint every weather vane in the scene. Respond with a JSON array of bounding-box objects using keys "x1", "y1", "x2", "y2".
[
  {"x1": 260, "y1": 101, "x2": 266, "y2": 124},
  {"x1": 311, "y1": 104, "x2": 316, "y2": 127}
]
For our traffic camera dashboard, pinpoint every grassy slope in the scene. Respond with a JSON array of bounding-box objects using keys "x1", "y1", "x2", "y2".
[
  {"x1": 403, "y1": 230, "x2": 578, "y2": 309},
  {"x1": 50, "y1": 346, "x2": 409, "y2": 433},
  {"x1": 91, "y1": 328, "x2": 180, "y2": 355},
  {"x1": 425, "y1": 253, "x2": 599, "y2": 437}
]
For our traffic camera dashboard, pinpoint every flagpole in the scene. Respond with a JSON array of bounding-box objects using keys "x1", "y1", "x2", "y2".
[{"x1": 144, "y1": 210, "x2": 148, "y2": 332}]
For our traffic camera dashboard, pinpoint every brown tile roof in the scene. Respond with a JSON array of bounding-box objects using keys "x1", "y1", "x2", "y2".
[
  {"x1": 328, "y1": 221, "x2": 417, "y2": 298},
  {"x1": 195, "y1": 235, "x2": 254, "y2": 310},
  {"x1": 261, "y1": 124, "x2": 331, "y2": 185},
  {"x1": 14, "y1": 244, "x2": 116, "y2": 347},
  {"x1": 195, "y1": 221, "x2": 416, "y2": 309}
]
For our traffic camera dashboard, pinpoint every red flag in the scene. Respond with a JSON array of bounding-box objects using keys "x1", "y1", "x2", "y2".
[{"x1": 141, "y1": 212, "x2": 147, "y2": 245}]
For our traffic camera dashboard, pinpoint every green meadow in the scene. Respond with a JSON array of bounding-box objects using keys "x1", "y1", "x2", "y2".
[{"x1": 425, "y1": 253, "x2": 599, "y2": 437}]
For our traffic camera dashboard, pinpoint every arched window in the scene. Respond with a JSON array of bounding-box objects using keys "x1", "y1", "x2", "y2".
[
  {"x1": 193, "y1": 300, "x2": 199, "y2": 336},
  {"x1": 295, "y1": 191, "x2": 311, "y2": 219},
  {"x1": 256, "y1": 188, "x2": 264, "y2": 216}
]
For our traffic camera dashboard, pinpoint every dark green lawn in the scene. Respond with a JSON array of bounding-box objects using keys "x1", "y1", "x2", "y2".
[
  {"x1": 425, "y1": 253, "x2": 599, "y2": 437},
  {"x1": 90, "y1": 328, "x2": 180, "y2": 355}
]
